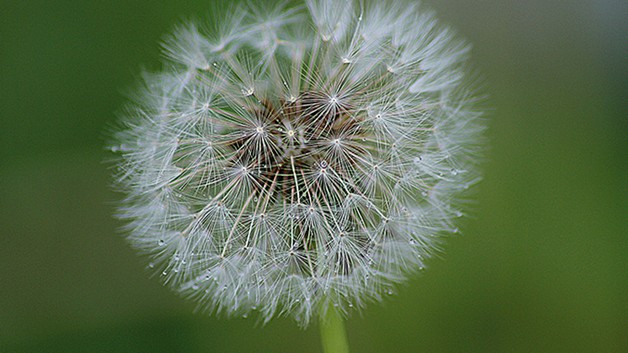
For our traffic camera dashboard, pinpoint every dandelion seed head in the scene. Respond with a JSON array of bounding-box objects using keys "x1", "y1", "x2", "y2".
[{"x1": 111, "y1": 0, "x2": 484, "y2": 326}]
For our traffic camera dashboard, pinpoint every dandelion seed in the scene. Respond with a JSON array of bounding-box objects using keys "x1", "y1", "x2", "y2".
[{"x1": 110, "y1": 0, "x2": 484, "y2": 328}]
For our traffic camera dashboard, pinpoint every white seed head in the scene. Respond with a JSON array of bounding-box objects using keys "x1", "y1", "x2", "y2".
[{"x1": 111, "y1": 0, "x2": 484, "y2": 326}]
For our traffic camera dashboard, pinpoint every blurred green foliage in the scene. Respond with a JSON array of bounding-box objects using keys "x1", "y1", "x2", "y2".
[{"x1": 1, "y1": 0, "x2": 625, "y2": 352}]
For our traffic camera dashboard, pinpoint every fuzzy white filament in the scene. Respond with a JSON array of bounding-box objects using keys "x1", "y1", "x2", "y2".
[{"x1": 111, "y1": 0, "x2": 484, "y2": 326}]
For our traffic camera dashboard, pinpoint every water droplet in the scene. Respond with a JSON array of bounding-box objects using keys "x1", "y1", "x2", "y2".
[{"x1": 242, "y1": 87, "x2": 254, "y2": 96}]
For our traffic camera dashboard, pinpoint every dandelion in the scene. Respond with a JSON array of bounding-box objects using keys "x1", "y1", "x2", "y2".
[{"x1": 110, "y1": 0, "x2": 483, "y2": 351}]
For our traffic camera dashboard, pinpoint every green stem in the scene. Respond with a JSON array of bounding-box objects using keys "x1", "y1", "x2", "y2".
[{"x1": 319, "y1": 304, "x2": 350, "y2": 353}]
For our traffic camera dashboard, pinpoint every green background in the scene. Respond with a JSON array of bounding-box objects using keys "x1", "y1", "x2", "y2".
[{"x1": 1, "y1": 0, "x2": 626, "y2": 352}]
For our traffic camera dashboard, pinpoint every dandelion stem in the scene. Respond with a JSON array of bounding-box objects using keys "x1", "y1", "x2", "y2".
[{"x1": 319, "y1": 304, "x2": 350, "y2": 353}]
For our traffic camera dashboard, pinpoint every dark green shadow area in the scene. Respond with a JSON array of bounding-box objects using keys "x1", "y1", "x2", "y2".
[{"x1": 2, "y1": 316, "x2": 197, "y2": 353}]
